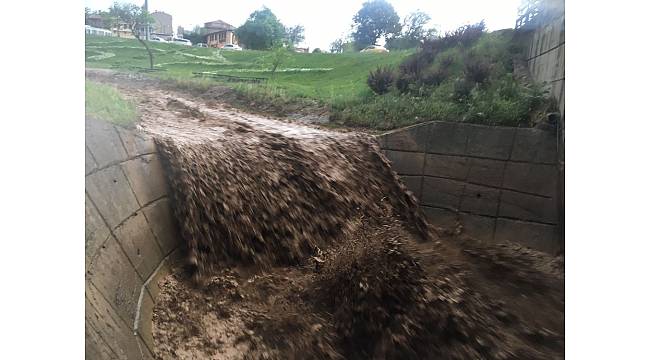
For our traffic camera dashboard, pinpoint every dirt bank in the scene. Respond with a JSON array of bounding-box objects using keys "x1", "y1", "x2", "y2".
[{"x1": 87, "y1": 70, "x2": 564, "y2": 359}]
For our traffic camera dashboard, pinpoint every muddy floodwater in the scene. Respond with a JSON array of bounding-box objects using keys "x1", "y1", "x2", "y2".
[{"x1": 88, "y1": 70, "x2": 564, "y2": 360}]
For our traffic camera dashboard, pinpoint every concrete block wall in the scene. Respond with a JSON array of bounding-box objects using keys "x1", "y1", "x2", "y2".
[
  {"x1": 378, "y1": 121, "x2": 562, "y2": 254},
  {"x1": 524, "y1": 4, "x2": 565, "y2": 248},
  {"x1": 526, "y1": 14, "x2": 565, "y2": 119},
  {"x1": 85, "y1": 117, "x2": 182, "y2": 359}
]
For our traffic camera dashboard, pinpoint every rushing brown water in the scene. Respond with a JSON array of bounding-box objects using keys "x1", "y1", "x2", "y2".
[
  {"x1": 87, "y1": 70, "x2": 564, "y2": 360},
  {"x1": 155, "y1": 125, "x2": 430, "y2": 278}
]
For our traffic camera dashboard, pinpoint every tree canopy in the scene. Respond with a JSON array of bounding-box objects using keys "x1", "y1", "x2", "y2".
[
  {"x1": 235, "y1": 7, "x2": 286, "y2": 50},
  {"x1": 386, "y1": 10, "x2": 437, "y2": 50},
  {"x1": 184, "y1": 25, "x2": 207, "y2": 46},
  {"x1": 351, "y1": 0, "x2": 401, "y2": 50},
  {"x1": 285, "y1": 25, "x2": 305, "y2": 47}
]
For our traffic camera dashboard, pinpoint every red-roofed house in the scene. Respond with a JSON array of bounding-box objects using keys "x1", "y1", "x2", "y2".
[{"x1": 204, "y1": 20, "x2": 238, "y2": 48}]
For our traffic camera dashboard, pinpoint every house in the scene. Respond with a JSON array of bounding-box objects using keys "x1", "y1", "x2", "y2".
[
  {"x1": 112, "y1": 23, "x2": 135, "y2": 38},
  {"x1": 86, "y1": 14, "x2": 106, "y2": 29},
  {"x1": 204, "y1": 20, "x2": 238, "y2": 48},
  {"x1": 151, "y1": 11, "x2": 173, "y2": 39},
  {"x1": 110, "y1": 22, "x2": 150, "y2": 39}
]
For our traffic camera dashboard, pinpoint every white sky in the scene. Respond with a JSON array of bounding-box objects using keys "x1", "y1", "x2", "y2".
[{"x1": 84, "y1": 0, "x2": 522, "y2": 50}]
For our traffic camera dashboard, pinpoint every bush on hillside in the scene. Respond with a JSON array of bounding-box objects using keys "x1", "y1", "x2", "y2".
[
  {"x1": 367, "y1": 67, "x2": 395, "y2": 95},
  {"x1": 463, "y1": 54, "x2": 492, "y2": 85},
  {"x1": 357, "y1": 22, "x2": 554, "y2": 129}
]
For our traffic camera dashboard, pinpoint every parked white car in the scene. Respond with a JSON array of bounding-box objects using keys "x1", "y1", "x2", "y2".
[
  {"x1": 195, "y1": 43, "x2": 208, "y2": 48},
  {"x1": 221, "y1": 44, "x2": 242, "y2": 51},
  {"x1": 360, "y1": 44, "x2": 389, "y2": 53},
  {"x1": 150, "y1": 36, "x2": 167, "y2": 43},
  {"x1": 172, "y1": 37, "x2": 192, "y2": 46}
]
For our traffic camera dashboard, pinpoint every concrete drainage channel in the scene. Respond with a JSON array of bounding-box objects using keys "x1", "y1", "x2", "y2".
[
  {"x1": 85, "y1": 117, "x2": 562, "y2": 358},
  {"x1": 378, "y1": 121, "x2": 563, "y2": 254},
  {"x1": 85, "y1": 117, "x2": 182, "y2": 359}
]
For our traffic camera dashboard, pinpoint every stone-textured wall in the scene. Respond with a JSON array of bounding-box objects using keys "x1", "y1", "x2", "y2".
[
  {"x1": 526, "y1": 13, "x2": 565, "y2": 119},
  {"x1": 524, "y1": 6, "x2": 565, "y2": 246},
  {"x1": 377, "y1": 121, "x2": 561, "y2": 254},
  {"x1": 85, "y1": 117, "x2": 182, "y2": 359}
]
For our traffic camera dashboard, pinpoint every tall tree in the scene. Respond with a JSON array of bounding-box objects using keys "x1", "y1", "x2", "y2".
[
  {"x1": 402, "y1": 11, "x2": 432, "y2": 41},
  {"x1": 235, "y1": 7, "x2": 286, "y2": 50},
  {"x1": 386, "y1": 10, "x2": 437, "y2": 50},
  {"x1": 285, "y1": 25, "x2": 305, "y2": 47},
  {"x1": 330, "y1": 38, "x2": 344, "y2": 53},
  {"x1": 351, "y1": 0, "x2": 401, "y2": 50},
  {"x1": 108, "y1": 2, "x2": 155, "y2": 69}
]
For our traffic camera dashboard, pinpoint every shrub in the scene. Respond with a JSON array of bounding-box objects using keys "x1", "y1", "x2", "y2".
[
  {"x1": 439, "y1": 54, "x2": 455, "y2": 69},
  {"x1": 452, "y1": 77, "x2": 475, "y2": 101},
  {"x1": 367, "y1": 66, "x2": 395, "y2": 95},
  {"x1": 422, "y1": 67, "x2": 449, "y2": 86},
  {"x1": 394, "y1": 21, "x2": 488, "y2": 94},
  {"x1": 395, "y1": 73, "x2": 414, "y2": 94},
  {"x1": 312, "y1": 48, "x2": 322, "y2": 53},
  {"x1": 463, "y1": 55, "x2": 491, "y2": 84},
  {"x1": 446, "y1": 20, "x2": 486, "y2": 47}
]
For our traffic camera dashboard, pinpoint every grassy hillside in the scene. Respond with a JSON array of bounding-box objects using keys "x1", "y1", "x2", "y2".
[
  {"x1": 333, "y1": 28, "x2": 553, "y2": 129},
  {"x1": 85, "y1": 80, "x2": 137, "y2": 126},
  {"x1": 85, "y1": 36, "x2": 410, "y2": 105},
  {"x1": 86, "y1": 31, "x2": 551, "y2": 131}
]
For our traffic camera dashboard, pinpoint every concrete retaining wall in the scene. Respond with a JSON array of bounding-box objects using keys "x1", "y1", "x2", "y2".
[
  {"x1": 378, "y1": 121, "x2": 562, "y2": 254},
  {"x1": 526, "y1": 12, "x2": 564, "y2": 120},
  {"x1": 85, "y1": 117, "x2": 182, "y2": 359},
  {"x1": 524, "y1": 4, "x2": 565, "y2": 247}
]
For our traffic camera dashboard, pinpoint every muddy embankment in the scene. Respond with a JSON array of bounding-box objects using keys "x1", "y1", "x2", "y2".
[{"x1": 87, "y1": 70, "x2": 564, "y2": 360}]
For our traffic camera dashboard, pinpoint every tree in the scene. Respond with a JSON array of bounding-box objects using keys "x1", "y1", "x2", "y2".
[
  {"x1": 330, "y1": 38, "x2": 344, "y2": 53},
  {"x1": 386, "y1": 10, "x2": 437, "y2": 50},
  {"x1": 351, "y1": 0, "x2": 401, "y2": 50},
  {"x1": 236, "y1": 7, "x2": 286, "y2": 50},
  {"x1": 256, "y1": 46, "x2": 290, "y2": 76},
  {"x1": 330, "y1": 37, "x2": 356, "y2": 53},
  {"x1": 184, "y1": 25, "x2": 206, "y2": 46},
  {"x1": 285, "y1": 25, "x2": 305, "y2": 47},
  {"x1": 108, "y1": 2, "x2": 155, "y2": 69}
]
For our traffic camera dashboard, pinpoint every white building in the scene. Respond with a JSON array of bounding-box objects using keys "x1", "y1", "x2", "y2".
[{"x1": 85, "y1": 25, "x2": 113, "y2": 37}]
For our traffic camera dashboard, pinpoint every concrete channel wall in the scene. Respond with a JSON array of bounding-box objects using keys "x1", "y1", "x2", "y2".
[
  {"x1": 526, "y1": 10, "x2": 565, "y2": 119},
  {"x1": 377, "y1": 121, "x2": 562, "y2": 254},
  {"x1": 85, "y1": 117, "x2": 182, "y2": 359}
]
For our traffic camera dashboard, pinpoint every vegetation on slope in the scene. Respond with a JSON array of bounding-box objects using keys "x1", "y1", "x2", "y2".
[
  {"x1": 86, "y1": 27, "x2": 553, "y2": 131},
  {"x1": 85, "y1": 80, "x2": 137, "y2": 126},
  {"x1": 333, "y1": 24, "x2": 554, "y2": 129},
  {"x1": 85, "y1": 36, "x2": 409, "y2": 102}
]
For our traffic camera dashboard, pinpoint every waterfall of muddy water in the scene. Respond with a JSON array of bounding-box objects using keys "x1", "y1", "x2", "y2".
[
  {"x1": 150, "y1": 99, "x2": 431, "y2": 279},
  {"x1": 86, "y1": 73, "x2": 563, "y2": 359}
]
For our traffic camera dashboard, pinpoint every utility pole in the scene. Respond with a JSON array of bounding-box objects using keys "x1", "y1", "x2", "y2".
[{"x1": 144, "y1": 0, "x2": 150, "y2": 40}]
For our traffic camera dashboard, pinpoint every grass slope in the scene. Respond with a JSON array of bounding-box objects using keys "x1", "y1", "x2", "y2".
[
  {"x1": 86, "y1": 32, "x2": 550, "y2": 131},
  {"x1": 85, "y1": 80, "x2": 137, "y2": 126},
  {"x1": 85, "y1": 36, "x2": 410, "y2": 105}
]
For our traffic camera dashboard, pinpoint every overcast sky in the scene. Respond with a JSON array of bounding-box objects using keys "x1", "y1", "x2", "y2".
[{"x1": 85, "y1": 0, "x2": 522, "y2": 50}]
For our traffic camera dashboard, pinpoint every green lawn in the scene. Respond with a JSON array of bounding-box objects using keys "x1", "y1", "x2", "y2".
[
  {"x1": 85, "y1": 36, "x2": 411, "y2": 105},
  {"x1": 85, "y1": 33, "x2": 550, "y2": 131},
  {"x1": 85, "y1": 79, "x2": 137, "y2": 126}
]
